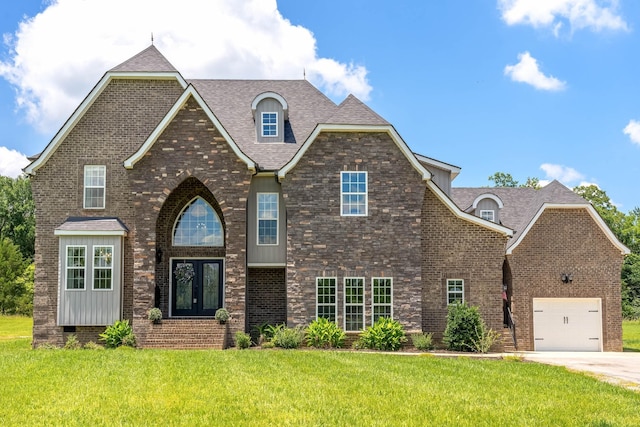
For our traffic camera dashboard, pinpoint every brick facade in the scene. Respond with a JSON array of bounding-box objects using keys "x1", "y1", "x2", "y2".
[
  {"x1": 507, "y1": 209, "x2": 624, "y2": 351},
  {"x1": 246, "y1": 268, "x2": 287, "y2": 338}
]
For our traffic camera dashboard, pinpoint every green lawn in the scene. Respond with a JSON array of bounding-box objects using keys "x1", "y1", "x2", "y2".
[
  {"x1": 0, "y1": 317, "x2": 639, "y2": 426},
  {"x1": 623, "y1": 319, "x2": 640, "y2": 352}
]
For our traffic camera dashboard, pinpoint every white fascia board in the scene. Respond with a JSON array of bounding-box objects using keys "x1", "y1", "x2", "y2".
[
  {"x1": 414, "y1": 153, "x2": 461, "y2": 180},
  {"x1": 123, "y1": 85, "x2": 256, "y2": 171},
  {"x1": 54, "y1": 229, "x2": 128, "y2": 237},
  {"x1": 427, "y1": 181, "x2": 513, "y2": 237},
  {"x1": 24, "y1": 71, "x2": 187, "y2": 176},
  {"x1": 506, "y1": 203, "x2": 630, "y2": 255},
  {"x1": 278, "y1": 124, "x2": 431, "y2": 181}
]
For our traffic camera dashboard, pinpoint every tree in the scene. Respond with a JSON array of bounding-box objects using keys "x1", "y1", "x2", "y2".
[
  {"x1": 0, "y1": 238, "x2": 27, "y2": 315},
  {"x1": 488, "y1": 172, "x2": 518, "y2": 187},
  {"x1": 622, "y1": 253, "x2": 640, "y2": 319},
  {"x1": 0, "y1": 176, "x2": 35, "y2": 260},
  {"x1": 573, "y1": 185, "x2": 628, "y2": 248}
]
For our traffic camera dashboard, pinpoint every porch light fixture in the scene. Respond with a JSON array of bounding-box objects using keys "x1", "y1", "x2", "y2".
[
  {"x1": 561, "y1": 273, "x2": 573, "y2": 284},
  {"x1": 156, "y1": 247, "x2": 163, "y2": 263}
]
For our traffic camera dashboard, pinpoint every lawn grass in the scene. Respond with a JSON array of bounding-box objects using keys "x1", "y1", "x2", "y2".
[{"x1": 623, "y1": 319, "x2": 640, "y2": 352}]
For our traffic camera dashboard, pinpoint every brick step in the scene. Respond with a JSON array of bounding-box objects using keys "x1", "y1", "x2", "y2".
[
  {"x1": 143, "y1": 319, "x2": 227, "y2": 349},
  {"x1": 502, "y1": 327, "x2": 517, "y2": 352}
]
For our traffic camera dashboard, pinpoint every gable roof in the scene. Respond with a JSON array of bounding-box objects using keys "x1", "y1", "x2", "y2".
[
  {"x1": 451, "y1": 180, "x2": 629, "y2": 254},
  {"x1": 325, "y1": 95, "x2": 389, "y2": 125},
  {"x1": 110, "y1": 45, "x2": 178, "y2": 73}
]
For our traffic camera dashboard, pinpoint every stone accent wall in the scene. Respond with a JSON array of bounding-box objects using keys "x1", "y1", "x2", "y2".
[
  {"x1": 281, "y1": 131, "x2": 425, "y2": 331},
  {"x1": 246, "y1": 268, "x2": 287, "y2": 336},
  {"x1": 421, "y1": 188, "x2": 508, "y2": 342},
  {"x1": 507, "y1": 209, "x2": 624, "y2": 351},
  {"x1": 30, "y1": 79, "x2": 184, "y2": 347},
  {"x1": 127, "y1": 95, "x2": 253, "y2": 345}
]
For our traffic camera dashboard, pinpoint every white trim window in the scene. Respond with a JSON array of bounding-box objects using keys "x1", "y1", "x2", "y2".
[
  {"x1": 316, "y1": 277, "x2": 337, "y2": 322},
  {"x1": 93, "y1": 246, "x2": 113, "y2": 290},
  {"x1": 257, "y1": 193, "x2": 278, "y2": 245},
  {"x1": 480, "y1": 210, "x2": 495, "y2": 222},
  {"x1": 83, "y1": 165, "x2": 106, "y2": 209},
  {"x1": 447, "y1": 279, "x2": 464, "y2": 305},
  {"x1": 261, "y1": 112, "x2": 278, "y2": 137},
  {"x1": 344, "y1": 277, "x2": 364, "y2": 331},
  {"x1": 65, "y1": 246, "x2": 86, "y2": 290},
  {"x1": 372, "y1": 277, "x2": 392, "y2": 322},
  {"x1": 341, "y1": 171, "x2": 367, "y2": 216}
]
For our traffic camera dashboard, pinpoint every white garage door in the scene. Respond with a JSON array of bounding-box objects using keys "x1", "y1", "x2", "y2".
[{"x1": 533, "y1": 298, "x2": 602, "y2": 352}]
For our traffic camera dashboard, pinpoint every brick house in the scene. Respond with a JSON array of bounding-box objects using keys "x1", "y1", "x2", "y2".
[{"x1": 25, "y1": 46, "x2": 629, "y2": 351}]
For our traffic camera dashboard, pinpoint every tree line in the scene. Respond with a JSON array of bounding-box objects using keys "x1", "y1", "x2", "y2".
[{"x1": 489, "y1": 172, "x2": 640, "y2": 319}]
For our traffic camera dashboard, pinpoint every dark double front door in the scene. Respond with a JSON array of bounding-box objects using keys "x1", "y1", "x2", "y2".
[{"x1": 172, "y1": 259, "x2": 223, "y2": 316}]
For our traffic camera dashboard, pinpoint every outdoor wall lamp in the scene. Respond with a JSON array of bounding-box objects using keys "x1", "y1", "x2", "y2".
[
  {"x1": 156, "y1": 247, "x2": 163, "y2": 263},
  {"x1": 561, "y1": 273, "x2": 573, "y2": 284}
]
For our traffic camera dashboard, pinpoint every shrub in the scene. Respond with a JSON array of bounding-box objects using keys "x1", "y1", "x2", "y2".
[
  {"x1": 235, "y1": 331, "x2": 252, "y2": 349},
  {"x1": 471, "y1": 327, "x2": 500, "y2": 353},
  {"x1": 261, "y1": 341, "x2": 275, "y2": 349},
  {"x1": 411, "y1": 332, "x2": 434, "y2": 351},
  {"x1": 215, "y1": 308, "x2": 230, "y2": 323},
  {"x1": 358, "y1": 317, "x2": 407, "y2": 351},
  {"x1": 306, "y1": 317, "x2": 346, "y2": 348},
  {"x1": 64, "y1": 334, "x2": 82, "y2": 350},
  {"x1": 272, "y1": 326, "x2": 305, "y2": 349},
  {"x1": 148, "y1": 307, "x2": 162, "y2": 323},
  {"x1": 83, "y1": 341, "x2": 104, "y2": 350},
  {"x1": 443, "y1": 303, "x2": 499, "y2": 353},
  {"x1": 121, "y1": 333, "x2": 137, "y2": 348},
  {"x1": 99, "y1": 320, "x2": 135, "y2": 349}
]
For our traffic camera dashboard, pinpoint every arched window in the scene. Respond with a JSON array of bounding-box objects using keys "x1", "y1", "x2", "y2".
[{"x1": 173, "y1": 197, "x2": 223, "y2": 246}]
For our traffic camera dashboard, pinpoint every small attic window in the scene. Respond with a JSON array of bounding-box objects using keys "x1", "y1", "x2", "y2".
[
  {"x1": 252, "y1": 92, "x2": 288, "y2": 143},
  {"x1": 261, "y1": 112, "x2": 278, "y2": 137},
  {"x1": 480, "y1": 210, "x2": 495, "y2": 222}
]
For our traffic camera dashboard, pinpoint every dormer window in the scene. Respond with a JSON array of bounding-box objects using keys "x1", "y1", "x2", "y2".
[
  {"x1": 480, "y1": 210, "x2": 495, "y2": 222},
  {"x1": 252, "y1": 92, "x2": 288, "y2": 143},
  {"x1": 472, "y1": 194, "x2": 503, "y2": 224},
  {"x1": 261, "y1": 112, "x2": 278, "y2": 137}
]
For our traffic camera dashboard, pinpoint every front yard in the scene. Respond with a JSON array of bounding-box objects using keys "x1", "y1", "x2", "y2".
[{"x1": 0, "y1": 316, "x2": 639, "y2": 426}]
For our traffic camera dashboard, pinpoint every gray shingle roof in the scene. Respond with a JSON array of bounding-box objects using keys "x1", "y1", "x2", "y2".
[
  {"x1": 110, "y1": 45, "x2": 179, "y2": 73},
  {"x1": 325, "y1": 94, "x2": 389, "y2": 125},
  {"x1": 451, "y1": 180, "x2": 589, "y2": 248},
  {"x1": 55, "y1": 217, "x2": 129, "y2": 234}
]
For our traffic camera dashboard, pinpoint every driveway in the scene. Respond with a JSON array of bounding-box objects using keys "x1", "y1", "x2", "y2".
[{"x1": 520, "y1": 352, "x2": 640, "y2": 391}]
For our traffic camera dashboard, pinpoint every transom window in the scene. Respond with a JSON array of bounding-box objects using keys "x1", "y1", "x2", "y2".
[
  {"x1": 344, "y1": 277, "x2": 364, "y2": 331},
  {"x1": 93, "y1": 246, "x2": 113, "y2": 290},
  {"x1": 257, "y1": 193, "x2": 278, "y2": 245},
  {"x1": 173, "y1": 197, "x2": 223, "y2": 247},
  {"x1": 372, "y1": 277, "x2": 392, "y2": 322},
  {"x1": 261, "y1": 112, "x2": 278, "y2": 137},
  {"x1": 83, "y1": 165, "x2": 106, "y2": 209},
  {"x1": 341, "y1": 171, "x2": 367, "y2": 216},
  {"x1": 447, "y1": 279, "x2": 464, "y2": 305},
  {"x1": 66, "y1": 246, "x2": 86, "y2": 290},
  {"x1": 480, "y1": 210, "x2": 495, "y2": 222},
  {"x1": 316, "y1": 277, "x2": 337, "y2": 322}
]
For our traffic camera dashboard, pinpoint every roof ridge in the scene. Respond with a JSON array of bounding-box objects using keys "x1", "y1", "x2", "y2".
[{"x1": 110, "y1": 45, "x2": 179, "y2": 73}]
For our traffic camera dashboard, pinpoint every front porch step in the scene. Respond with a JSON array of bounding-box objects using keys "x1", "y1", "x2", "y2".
[
  {"x1": 502, "y1": 327, "x2": 517, "y2": 353},
  {"x1": 143, "y1": 319, "x2": 227, "y2": 350}
]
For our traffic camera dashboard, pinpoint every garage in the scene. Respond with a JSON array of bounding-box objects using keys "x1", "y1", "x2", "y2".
[{"x1": 532, "y1": 298, "x2": 602, "y2": 352}]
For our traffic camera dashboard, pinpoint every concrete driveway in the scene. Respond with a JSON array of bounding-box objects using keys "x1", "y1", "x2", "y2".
[{"x1": 520, "y1": 352, "x2": 640, "y2": 391}]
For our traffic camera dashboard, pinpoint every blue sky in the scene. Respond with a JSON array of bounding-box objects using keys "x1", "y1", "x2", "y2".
[{"x1": 1, "y1": 0, "x2": 638, "y2": 211}]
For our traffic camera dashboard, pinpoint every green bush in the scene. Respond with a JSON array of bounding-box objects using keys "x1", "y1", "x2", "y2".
[
  {"x1": 64, "y1": 334, "x2": 82, "y2": 350},
  {"x1": 215, "y1": 308, "x2": 230, "y2": 323},
  {"x1": 148, "y1": 307, "x2": 162, "y2": 322},
  {"x1": 306, "y1": 317, "x2": 346, "y2": 348},
  {"x1": 83, "y1": 341, "x2": 104, "y2": 350},
  {"x1": 99, "y1": 320, "x2": 135, "y2": 349},
  {"x1": 410, "y1": 333, "x2": 434, "y2": 351},
  {"x1": 443, "y1": 303, "x2": 498, "y2": 353},
  {"x1": 235, "y1": 331, "x2": 251, "y2": 349},
  {"x1": 272, "y1": 326, "x2": 305, "y2": 349},
  {"x1": 358, "y1": 317, "x2": 407, "y2": 351}
]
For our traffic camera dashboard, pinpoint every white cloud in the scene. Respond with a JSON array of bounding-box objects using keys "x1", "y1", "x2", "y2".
[
  {"x1": 0, "y1": 0, "x2": 372, "y2": 134},
  {"x1": 498, "y1": 0, "x2": 629, "y2": 34},
  {"x1": 623, "y1": 120, "x2": 640, "y2": 145},
  {"x1": 504, "y1": 52, "x2": 566, "y2": 91},
  {"x1": 0, "y1": 146, "x2": 29, "y2": 178},
  {"x1": 540, "y1": 163, "x2": 586, "y2": 186}
]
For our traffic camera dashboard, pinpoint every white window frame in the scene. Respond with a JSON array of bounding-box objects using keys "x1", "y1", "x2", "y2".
[
  {"x1": 316, "y1": 277, "x2": 337, "y2": 322},
  {"x1": 340, "y1": 171, "x2": 368, "y2": 216},
  {"x1": 92, "y1": 245, "x2": 114, "y2": 291},
  {"x1": 83, "y1": 165, "x2": 106, "y2": 209},
  {"x1": 261, "y1": 112, "x2": 278, "y2": 137},
  {"x1": 480, "y1": 210, "x2": 495, "y2": 222},
  {"x1": 257, "y1": 192, "x2": 279, "y2": 246},
  {"x1": 447, "y1": 279, "x2": 464, "y2": 305},
  {"x1": 344, "y1": 277, "x2": 365, "y2": 331},
  {"x1": 372, "y1": 277, "x2": 393, "y2": 323},
  {"x1": 65, "y1": 245, "x2": 87, "y2": 291}
]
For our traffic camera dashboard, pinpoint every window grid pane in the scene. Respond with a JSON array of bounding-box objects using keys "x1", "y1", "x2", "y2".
[
  {"x1": 317, "y1": 278, "x2": 336, "y2": 322},
  {"x1": 447, "y1": 279, "x2": 464, "y2": 305},
  {"x1": 84, "y1": 166, "x2": 105, "y2": 209},
  {"x1": 341, "y1": 171, "x2": 367, "y2": 216},
  {"x1": 262, "y1": 112, "x2": 277, "y2": 136},
  {"x1": 93, "y1": 246, "x2": 113, "y2": 290},
  {"x1": 344, "y1": 277, "x2": 364, "y2": 331},
  {"x1": 480, "y1": 210, "x2": 495, "y2": 222},
  {"x1": 372, "y1": 278, "x2": 392, "y2": 323},
  {"x1": 173, "y1": 198, "x2": 223, "y2": 246},
  {"x1": 258, "y1": 193, "x2": 278, "y2": 245},
  {"x1": 66, "y1": 246, "x2": 86, "y2": 290}
]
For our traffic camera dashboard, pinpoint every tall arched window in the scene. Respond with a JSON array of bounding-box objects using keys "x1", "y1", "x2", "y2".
[{"x1": 173, "y1": 197, "x2": 223, "y2": 246}]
